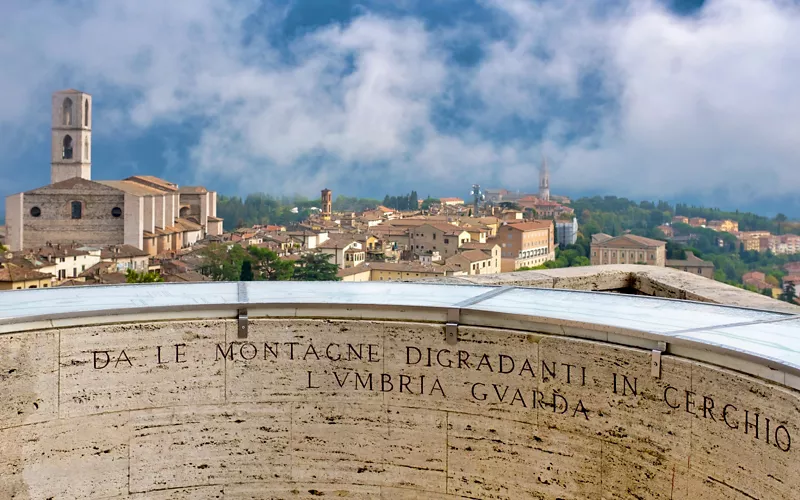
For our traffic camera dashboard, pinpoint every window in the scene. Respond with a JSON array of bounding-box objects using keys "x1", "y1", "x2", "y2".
[
  {"x1": 71, "y1": 201, "x2": 82, "y2": 219},
  {"x1": 73, "y1": 268, "x2": 77, "y2": 278},
  {"x1": 84, "y1": 100, "x2": 89, "y2": 126},
  {"x1": 62, "y1": 97, "x2": 73, "y2": 126},
  {"x1": 62, "y1": 135, "x2": 73, "y2": 159},
  {"x1": 84, "y1": 137, "x2": 89, "y2": 160},
  {"x1": 433, "y1": 234, "x2": 436, "y2": 240},
  {"x1": 444, "y1": 238, "x2": 449, "y2": 244},
  {"x1": 30, "y1": 206, "x2": 41, "y2": 217}
]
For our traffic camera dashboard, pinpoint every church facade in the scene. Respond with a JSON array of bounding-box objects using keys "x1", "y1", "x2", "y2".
[{"x1": 5, "y1": 89, "x2": 222, "y2": 255}]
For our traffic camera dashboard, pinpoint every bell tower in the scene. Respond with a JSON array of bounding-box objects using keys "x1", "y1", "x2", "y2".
[
  {"x1": 538, "y1": 155, "x2": 550, "y2": 201},
  {"x1": 51, "y1": 89, "x2": 92, "y2": 184}
]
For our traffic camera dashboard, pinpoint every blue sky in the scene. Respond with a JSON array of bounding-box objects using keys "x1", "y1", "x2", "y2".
[{"x1": 2, "y1": 0, "x2": 800, "y2": 216}]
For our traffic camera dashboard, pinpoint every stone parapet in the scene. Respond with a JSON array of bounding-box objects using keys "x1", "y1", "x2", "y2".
[
  {"x1": 419, "y1": 264, "x2": 800, "y2": 314},
  {"x1": 1, "y1": 283, "x2": 799, "y2": 499}
]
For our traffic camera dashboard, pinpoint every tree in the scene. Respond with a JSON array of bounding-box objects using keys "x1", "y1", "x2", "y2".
[
  {"x1": 198, "y1": 243, "x2": 248, "y2": 281},
  {"x1": 125, "y1": 269, "x2": 164, "y2": 283},
  {"x1": 247, "y1": 246, "x2": 293, "y2": 281},
  {"x1": 293, "y1": 253, "x2": 341, "y2": 281},
  {"x1": 239, "y1": 260, "x2": 254, "y2": 281},
  {"x1": 775, "y1": 213, "x2": 788, "y2": 235},
  {"x1": 780, "y1": 283, "x2": 797, "y2": 303}
]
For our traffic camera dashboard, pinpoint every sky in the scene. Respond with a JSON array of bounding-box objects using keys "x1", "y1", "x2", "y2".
[{"x1": 1, "y1": 0, "x2": 799, "y2": 217}]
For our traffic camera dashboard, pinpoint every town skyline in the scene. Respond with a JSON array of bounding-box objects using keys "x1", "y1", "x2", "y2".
[{"x1": 2, "y1": 0, "x2": 800, "y2": 217}]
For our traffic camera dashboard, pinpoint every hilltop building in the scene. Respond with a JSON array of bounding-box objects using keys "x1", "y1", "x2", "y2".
[
  {"x1": 4, "y1": 90, "x2": 222, "y2": 254},
  {"x1": 590, "y1": 233, "x2": 666, "y2": 266}
]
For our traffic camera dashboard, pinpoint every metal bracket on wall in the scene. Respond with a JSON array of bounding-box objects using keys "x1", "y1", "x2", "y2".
[
  {"x1": 238, "y1": 308, "x2": 248, "y2": 339},
  {"x1": 652, "y1": 341, "x2": 667, "y2": 378},
  {"x1": 445, "y1": 308, "x2": 459, "y2": 345}
]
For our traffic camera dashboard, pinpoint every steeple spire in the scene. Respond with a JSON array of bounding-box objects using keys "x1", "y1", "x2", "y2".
[{"x1": 538, "y1": 154, "x2": 550, "y2": 201}]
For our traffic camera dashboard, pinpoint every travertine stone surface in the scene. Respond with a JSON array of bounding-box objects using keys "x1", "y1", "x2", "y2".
[
  {"x1": 0, "y1": 330, "x2": 58, "y2": 428},
  {"x1": 59, "y1": 320, "x2": 227, "y2": 417},
  {"x1": 1, "y1": 317, "x2": 798, "y2": 499},
  {"x1": 0, "y1": 411, "x2": 129, "y2": 499}
]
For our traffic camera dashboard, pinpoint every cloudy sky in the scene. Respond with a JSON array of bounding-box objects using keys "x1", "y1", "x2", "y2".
[{"x1": 1, "y1": 0, "x2": 799, "y2": 215}]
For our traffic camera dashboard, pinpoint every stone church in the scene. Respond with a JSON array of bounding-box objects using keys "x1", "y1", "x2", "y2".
[{"x1": 4, "y1": 89, "x2": 223, "y2": 255}]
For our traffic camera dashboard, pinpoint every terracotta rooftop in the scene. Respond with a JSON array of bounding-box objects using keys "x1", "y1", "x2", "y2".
[
  {"x1": 125, "y1": 175, "x2": 178, "y2": 192},
  {"x1": 454, "y1": 249, "x2": 494, "y2": 263},
  {"x1": 506, "y1": 221, "x2": 552, "y2": 231},
  {"x1": 101, "y1": 245, "x2": 149, "y2": 259},
  {"x1": 419, "y1": 223, "x2": 466, "y2": 235},
  {"x1": 178, "y1": 186, "x2": 209, "y2": 194},
  {"x1": 0, "y1": 263, "x2": 52, "y2": 282},
  {"x1": 594, "y1": 234, "x2": 667, "y2": 249},
  {"x1": 96, "y1": 180, "x2": 165, "y2": 196}
]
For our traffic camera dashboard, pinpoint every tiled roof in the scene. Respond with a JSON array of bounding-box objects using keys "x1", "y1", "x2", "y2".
[
  {"x1": 175, "y1": 218, "x2": 203, "y2": 232},
  {"x1": 318, "y1": 236, "x2": 358, "y2": 249},
  {"x1": 0, "y1": 263, "x2": 53, "y2": 282},
  {"x1": 506, "y1": 221, "x2": 552, "y2": 232},
  {"x1": 456, "y1": 249, "x2": 493, "y2": 263},
  {"x1": 593, "y1": 234, "x2": 666, "y2": 249},
  {"x1": 100, "y1": 245, "x2": 149, "y2": 259},
  {"x1": 178, "y1": 186, "x2": 208, "y2": 194},
  {"x1": 419, "y1": 223, "x2": 466, "y2": 235},
  {"x1": 125, "y1": 175, "x2": 178, "y2": 192},
  {"x1": 96, "y1": 180, "x2": 165, "y2": 196}
]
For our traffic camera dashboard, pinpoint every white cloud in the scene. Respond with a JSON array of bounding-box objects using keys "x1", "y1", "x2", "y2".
[{"x1": 1, "y1": 0, "x2": 799, "y2": 208}]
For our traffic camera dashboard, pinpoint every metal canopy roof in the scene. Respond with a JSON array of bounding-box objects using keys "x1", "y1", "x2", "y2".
[{"x1": 1, "y1": 282, "x2": 799, "y2": 380}]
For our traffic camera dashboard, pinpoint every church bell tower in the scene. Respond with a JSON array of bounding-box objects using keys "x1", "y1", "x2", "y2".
[
  {"x1": 538, "y1": 155, "x2": 550, "y2": 201},
  {"x1": 51, "y1": 89, "x2": 92, "y2": 184}
]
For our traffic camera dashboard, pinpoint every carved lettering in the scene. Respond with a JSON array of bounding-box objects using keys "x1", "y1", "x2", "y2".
[{"x1": 93, "y1": 351, "x2": 110, "y2": 369}]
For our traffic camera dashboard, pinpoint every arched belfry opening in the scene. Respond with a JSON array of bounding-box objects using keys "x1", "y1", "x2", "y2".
[
  {"x1": 62, "y1": 98, "x2": 73, "y2": 126},
  {"x1": 62, "y1": 135, "x2": 73, "y2": 159},
  {"x1": 84, "y1": 100, "x2": 89, "y2": 126}
]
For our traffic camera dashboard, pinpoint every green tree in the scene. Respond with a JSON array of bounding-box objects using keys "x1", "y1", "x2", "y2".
[
  {"x1": 775, "y1": 213, "x2": 788, "y2": 235},
  {"x1": 198, "y1": 243, "x2": 248, "y2": 281},
  {"x1": 293, "y1": 253, "x2": 341, "y2": 281},
  {"x1": 780, "y1": 283, "x2": 797, "y2": 303},
  {"x1": 421, "y1": 197, "x2": 440, "y2": 210},
  {"x1": 239, "y1": 260, "x2": 254, "y2": 281},
  {"x1": 247, "y1": 246, "x2": 293, "y2": 281},
  {"x1": 125, "y1": 269, "x2": 164, "y2": 283}
]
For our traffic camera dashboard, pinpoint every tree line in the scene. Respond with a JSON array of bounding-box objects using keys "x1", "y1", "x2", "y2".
[
  {"x1": 382, "y1": 191, "x2": 419, "y2": 211},
  {"x1": 197, "y1": 243, "x2": 340, "y2": 281}
]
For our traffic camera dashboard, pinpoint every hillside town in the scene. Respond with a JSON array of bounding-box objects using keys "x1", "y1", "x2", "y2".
[{"x1": 1, "y1": 90, "x2": 798, "y2": 305}]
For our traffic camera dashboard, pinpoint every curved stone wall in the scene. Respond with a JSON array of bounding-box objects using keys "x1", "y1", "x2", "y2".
[{"x1": 1, "y1": 284, "x2": 799, "y2": 499}]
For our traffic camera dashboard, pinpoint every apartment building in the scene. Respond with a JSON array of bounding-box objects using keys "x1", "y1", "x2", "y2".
[
  {"x1": 497, "y1": 221, "x2": 555, "y2": 272},
  {"x1": 446, "y1": 249, "x2": 500, "y2": 275},
  {"x1": 688, "y1": 217, "x2": 707, "y2": 227},
  {"x1": 317, "y1": 236, "x2": 365, "y2": 270},
  {"x1": 409, "y1": 223, "x2": 471, "y2": 259},
  {"x1": 707, "y1": 219, "x2": 739, "y2": 233},
  {"x1": 590, "y1": 234, "x2": 666, "y2": 266},
  {"x1": 672, "y1": 216, "x2": 689, "y2": 224}
]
